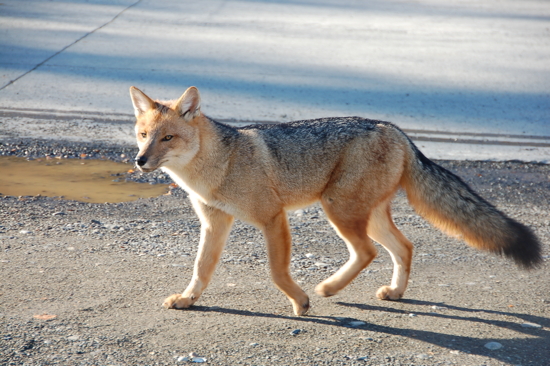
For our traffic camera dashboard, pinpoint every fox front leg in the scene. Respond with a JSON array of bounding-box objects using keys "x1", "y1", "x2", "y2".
[
  {"x1": 262, "y1": 210, "x2": 310, "y2": 316},
  {"x1": 163, "y1": 198, "x2": 234, "y2": 309}
]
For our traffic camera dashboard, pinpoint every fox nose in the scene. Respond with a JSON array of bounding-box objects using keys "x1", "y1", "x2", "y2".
[{"x1": 135, "y1": 156, "x2": 147, "y2": 167}]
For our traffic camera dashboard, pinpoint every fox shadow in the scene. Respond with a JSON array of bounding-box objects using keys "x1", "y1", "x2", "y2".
[{"x1": 190, "y1": 298, "x2": 549, "y2": 363}]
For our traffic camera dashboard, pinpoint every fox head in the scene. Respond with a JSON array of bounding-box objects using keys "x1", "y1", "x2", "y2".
[{"x1": 129, "y1": 86, "x2": 202, "y2": 173}]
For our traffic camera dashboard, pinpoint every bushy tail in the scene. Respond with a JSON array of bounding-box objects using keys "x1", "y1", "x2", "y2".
[{"x1": 401, "y1": 143, "x2": 542, "y2": 269}]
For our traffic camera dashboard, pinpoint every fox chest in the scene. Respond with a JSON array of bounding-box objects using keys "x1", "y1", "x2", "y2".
[{"x1": 164, "y1": 169, "x2": 253, "y2": 219}]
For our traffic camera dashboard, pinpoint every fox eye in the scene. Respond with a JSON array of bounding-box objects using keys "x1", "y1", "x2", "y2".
[
  {"x1": 140, "y1": 132, "x2": 147, "y2": 138},
  {"x1": 162, "y1": 135, "x2": 173, "y2": 141}
]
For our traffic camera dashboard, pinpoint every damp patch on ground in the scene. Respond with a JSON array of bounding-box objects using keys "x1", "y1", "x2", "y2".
[{"x1": 0, "y1": 156, "x2": 169, "y2": 203}]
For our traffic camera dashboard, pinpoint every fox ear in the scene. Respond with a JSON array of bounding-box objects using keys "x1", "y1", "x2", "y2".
[
  {"x1": 129, "y1": 86, "x2": 155, "y2": 118},
  {"x1": 175, "y1": 86, "x2": 201, "y2": 120}
]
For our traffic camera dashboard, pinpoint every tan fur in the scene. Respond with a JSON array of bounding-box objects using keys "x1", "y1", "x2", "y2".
[{"x1": 129, "y1": 86, "x2": 541, "y2": 316}]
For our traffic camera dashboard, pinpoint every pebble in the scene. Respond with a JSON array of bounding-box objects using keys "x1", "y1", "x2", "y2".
[
  {"x1": 521, "y1": 322, "x2": 542, "y2": 329},
  {"x1": 19, "y1": 230, "x2": 31, "y2": 234},
  {"x1": 484, "y1": 341, "x2": 503, "y2": 350},
  {"x1": 67, "y1": 335, "x2": 80, "y2": 341},
  {"x1": 180, "y1": 352, "x2": 207, "y2": 363},
  {"x1": 305, "y1": 253, "x2": 315, "y2": 259},
  {"x1": 357, "y1": 356, "x2": 369, "y2": 361},
  {"x1": 290, "y1": 329, "x2": 302, "y2": 336},
  {"x1": 348, "y1": 321, "x2": 366, "y2": 327}
]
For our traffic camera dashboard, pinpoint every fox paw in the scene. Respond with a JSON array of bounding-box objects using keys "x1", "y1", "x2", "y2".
[
  {"x1": 162, "y1": 294, "x2": 196, "y2": 309},
  {"x1": 292, "y1": 297, "x2": 311, "y2": 317},
  {"x1": 314, "y1": 282, "x2": 337, "y2": 297},
  {"x1": 376, "y1": 286, "x2": 403, "y2": 301}
]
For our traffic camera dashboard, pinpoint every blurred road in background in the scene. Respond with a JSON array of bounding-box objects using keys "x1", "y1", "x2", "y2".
[{"x1": 1, "y1": 0, "x2": 549, "y2": 162}]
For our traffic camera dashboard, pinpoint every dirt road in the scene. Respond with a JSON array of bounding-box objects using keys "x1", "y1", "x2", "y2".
[{"x1": 1, "y1": 140, "x2": 549, "y2": 365}]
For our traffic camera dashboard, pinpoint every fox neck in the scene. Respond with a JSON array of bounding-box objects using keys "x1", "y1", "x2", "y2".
[{"x1": 162, "y1": 117, "x2": 235, "y2": 204}]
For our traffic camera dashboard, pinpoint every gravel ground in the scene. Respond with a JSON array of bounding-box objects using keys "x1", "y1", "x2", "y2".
[{"x1": 1, "y1": 139, "x2": 549, "y2": 365}]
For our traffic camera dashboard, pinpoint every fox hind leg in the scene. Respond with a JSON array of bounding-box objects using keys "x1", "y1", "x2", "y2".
[
  {"x1": 315, "y1": 201, "x2": 377, "y2": 297},
  {"x1": 367, "y1": 200, "x2": 413, "y2": 300}
]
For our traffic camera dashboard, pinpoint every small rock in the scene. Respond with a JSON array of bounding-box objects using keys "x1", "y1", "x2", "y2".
[
  {"x1": 249, "y1": 342, "x2": 259, "y2": 347},
  {"x1": 183, "y1": 352, "x2": 207, "y2": 363},
  {"x1": 416, "y1": 354, "x2": 430, "y2": 359},
  {"x1": 314, "y1": 262, "x2": 329, "y2": 267},
  {"x1": 521, "y1": 322, "x2": 542, "y2": 329},
  {"x1": 19, "y1": 230, "x2": 31, "y2": 234},
  {"x1": 431, "y1": 306, "x2": 447, "y2": 310},
  {"x1": 290, "y1": 329, "x2": 302, "y2": 336},
  {"x1": 305, "y1": 253, "x2": 315, "y2": 259},
  {"x1": 409, "y1": 313, "x2": 417, "y2": 317},
  {"x1": 67, "y1": 335, "x2": 80, "y2": 341},
  {"x1": 348, "y1": 321, "x2": 366, "y2": 327},
  {"x1": 484, "y1": 341, "x2": 503, "y2": 350},
  {"x1": 33, "y1": 313, "x2": 57, "y2": 321},
  {"x1": 357, "y1": 356, "x2": 369, "y2": 361}
]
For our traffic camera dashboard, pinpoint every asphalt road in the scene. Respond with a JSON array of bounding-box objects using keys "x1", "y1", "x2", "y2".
[{"x1": 1, "y1": 0, "x2": 549, "y2": 162}]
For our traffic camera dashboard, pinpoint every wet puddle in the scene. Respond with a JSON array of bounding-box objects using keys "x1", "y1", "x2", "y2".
[{"x1": 0, "y1": 156, "x2": 169, "y2": 203}]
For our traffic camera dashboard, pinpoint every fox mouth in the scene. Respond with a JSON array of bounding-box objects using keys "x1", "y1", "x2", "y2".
[
  {"x1": 136, "y1": 165, "x2": 156, "y2": 173},
  {"x1": 134, "y1": 158, "x2": 167, "y2": 173}
]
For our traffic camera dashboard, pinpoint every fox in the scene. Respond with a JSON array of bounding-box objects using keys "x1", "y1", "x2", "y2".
[{"x1": 129, "y1": 86, "x2": 542, "y2": 316}]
